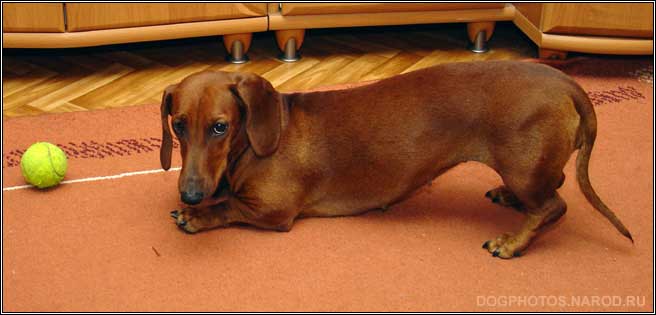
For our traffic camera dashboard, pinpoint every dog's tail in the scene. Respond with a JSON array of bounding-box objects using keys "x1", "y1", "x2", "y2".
[{"x1": 572, "y1": 88, "x2": 633, "y2": 243}]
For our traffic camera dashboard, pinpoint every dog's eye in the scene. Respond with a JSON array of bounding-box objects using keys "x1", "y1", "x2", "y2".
[
  {"x1": 172, "y1": 120, "x2": 185, "y2": 136},
  {"x1": 212, "y1": 122, "x2": 228, "y2": 136}
]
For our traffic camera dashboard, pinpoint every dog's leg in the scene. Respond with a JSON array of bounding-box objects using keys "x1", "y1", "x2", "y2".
[
  {"x1": 485, "y1": 174, "x2": 565, "y2": 212},
  {"x1": 483, "y1": 192, "x2": 567, "y2": 258},
  {"x1": 483, "y1": 162, "x2": 569, "y2": 258},
  {"x1": 483, "y1": 127, "x2": 571, "y2": 258},
  {"x1": 485, "y1": 186, "x2": 524, "y2": 210},
  {"x1": 170, "y1": 204, "x2": 237, "y2": 234},
  {"x1": 171, "y1": 203, "x2": 296, "y2": 234}
]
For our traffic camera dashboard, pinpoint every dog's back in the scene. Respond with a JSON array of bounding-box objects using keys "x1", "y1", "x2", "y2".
[{"x1": 276, "y1": 62, "x2": 578, "y2": 215}]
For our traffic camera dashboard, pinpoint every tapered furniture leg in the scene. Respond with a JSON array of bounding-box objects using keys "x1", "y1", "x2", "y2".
[
  {"x1": 467, "y1": 22, "x2": 495, "y2": 53},
  {"x1": 223, "y1": 33, "x2": 253, "y2": 64},
  {"x1": 275, "y1": 29, "x2": 305, "y2": 62},
  {"x1": 539, "y1": 48, "x2": 568, "y2": 60}
]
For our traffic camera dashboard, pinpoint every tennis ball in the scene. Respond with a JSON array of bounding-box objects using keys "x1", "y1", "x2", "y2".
[{"x1": 20, "y1": 142, "x2": 68, "y2": 189}]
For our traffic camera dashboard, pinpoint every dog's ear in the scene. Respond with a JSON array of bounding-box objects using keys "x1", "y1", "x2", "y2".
[
  {"x1": 230, "y1": 73, "x2": 282, "y2": 157},
  {"x1": 160, "y1": 84, "x2": 177, "y2": 170}
]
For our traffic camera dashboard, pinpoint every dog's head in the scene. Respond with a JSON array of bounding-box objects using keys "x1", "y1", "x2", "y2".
[{"x1": 160, "y1": 71, "x2": 282, "y2": 205}]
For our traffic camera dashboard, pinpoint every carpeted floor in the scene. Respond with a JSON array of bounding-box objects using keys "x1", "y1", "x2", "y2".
[{"x1": 2, "y1": 57, "x2": 653, "y2": 312}]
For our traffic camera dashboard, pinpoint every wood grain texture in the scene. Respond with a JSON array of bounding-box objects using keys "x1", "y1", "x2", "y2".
[
  {"x1": 269, "y1": 6, "x2": 515, "y2": 30},
  {"x1": 2, "y1": 3, "x2": 65, "y2": 33},
  {"x1": 28, "y1": 63, "x2": 134, "y2": 111},
  {"x1": 541, "y1": 33, "x2": 653, "y2": 55},
  {"x1": 512, "y1": 3, "x2": 544, "y2": 29},
  {"x1": 279, "y1": 3, "x2": 505, "y2": 16},
  {"x1": 4, "y1": 23, "x2": 535, "y2": 117},
  {"x1": 66, "y1": 3, "x2": 267, "y2": 31},
  {"x1": 512, "y1": 7, "x2": 543, "y2": 45},
  {"x1": 3, "y1": 17, "x2": 268, "y2": 49},
  {"x1": 513, "y1": 8, "x2": 654, "y2": 56},
  {"x1": 541, "y1": 3, "x2": 653, "y2": 38}
]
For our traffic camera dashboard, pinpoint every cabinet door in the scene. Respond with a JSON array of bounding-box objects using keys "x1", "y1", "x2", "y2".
[
  {"x1": 542, "y1": 3, "x2": 653, "y2": 38},
  {"x1": 2, "y1": 3, "x2": 65, "y2": 32},
  {"x1": 66, "y1": 3, "x2": 267, "y2": 32},
  {"x1": 279, "y1": 3, "x2": 505, "y2": 16}
]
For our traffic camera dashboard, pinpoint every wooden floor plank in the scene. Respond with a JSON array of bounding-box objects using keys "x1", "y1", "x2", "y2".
[
  {"x1": 3, "y1": 56, "x2": 48, "y2": 76},
  {"x1": 319, "y1": 53, "x2": 389, "y2": 86},
  {"x1": 3, "y1": 68, "x2": 90, "y2": 111},
  {"x1": 301, "y1": 34, "x2": 362, "y2": 60},
  {"x1": 260, "y1": 57, "x2": 322, "y2": 89},
  {"x1": 130, "y1": 62, "x2": 218, "y2": 106},
  {"x1": 364, "y1": 32, "x2": 436, "y2": 58},
  {"x1": 46, "y1": 102, "x2": 90, "y2": 114},
  {"x1": 3, "y1": 104, "x2": 45, "y2": 118},
  {"x1": 94, "y1": 51, "x2": 159, "y2": 70},
  {"x1": 17, "y1": 54, "x2": 92, "y2": 74},
  {"x1": 277, "y1": 56, "x2": 355, "y2": 91},
  {"x1": 55, "y1": 54, "x2": 116, "y2": 72},
  {"x1": 3, "y1": 65, "x2": 58, "y2": 98},
  {"x1": 28, "y1": 63, "x2": 134, "y2": 111},
  {"x1": 70, "y1": 63, "x2": 177, "y2": 109},
  {"x1": 130, "y1": 43, "x2": 212, "y2": 67},
  {"x1": 322, "y1": 35, "x2": 401, "y2": 59},
  {"x1": 360, "y1": 52, "x2": 423, "y2": 81},
  {"x1": 71, "y1": 62, "x2": 214, "y2": 109}
]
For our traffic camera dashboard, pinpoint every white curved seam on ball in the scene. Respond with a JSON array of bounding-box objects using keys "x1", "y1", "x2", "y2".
[{"x1": 46, "y1": 143, "x2": 65, "y2": 178}]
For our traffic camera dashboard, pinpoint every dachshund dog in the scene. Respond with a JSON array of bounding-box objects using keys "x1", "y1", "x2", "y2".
[{"x1": 160, "y1": 60, "x2": 632, "y2": 259}]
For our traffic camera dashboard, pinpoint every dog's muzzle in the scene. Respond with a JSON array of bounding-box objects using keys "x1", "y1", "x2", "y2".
[{"x1": 181, "y1": 191, "x2": 204, "y2": 205}]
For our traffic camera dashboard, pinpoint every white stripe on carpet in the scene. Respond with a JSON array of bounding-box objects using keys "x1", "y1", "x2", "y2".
[{"x1": 3, "y1": 167, "x2": 182, "y2": 191}]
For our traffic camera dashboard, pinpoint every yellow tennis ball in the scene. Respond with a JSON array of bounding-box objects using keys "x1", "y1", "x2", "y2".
[{"x1": 20, "y1": 142, "x2": 68, "y2": 189}]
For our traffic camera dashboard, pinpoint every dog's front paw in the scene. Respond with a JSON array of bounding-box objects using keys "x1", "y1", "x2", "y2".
[
  {"x1": 482, "y1": 233, "x2": 526, "y2": 259},
  {"x1": 170, "y1": 208, "x2": 201, "y2": 234}
]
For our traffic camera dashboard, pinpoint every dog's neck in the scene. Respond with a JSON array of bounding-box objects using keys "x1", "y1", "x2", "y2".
[
  {"x1": 226, "y1": 124, "x2": 249, "y2": 183},
  {"x1": 226, "y1": 93, "x2": 290, "y2": 193}
]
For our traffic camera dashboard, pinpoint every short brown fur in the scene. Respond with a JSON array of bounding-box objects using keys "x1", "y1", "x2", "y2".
[{"x1": 161, "y1": 61, "x2": 632, "y2": 258}]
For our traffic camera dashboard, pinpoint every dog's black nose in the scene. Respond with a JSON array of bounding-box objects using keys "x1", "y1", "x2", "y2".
[{"x1": 181, "y1": 191, "x2": 204, "y2": 205}]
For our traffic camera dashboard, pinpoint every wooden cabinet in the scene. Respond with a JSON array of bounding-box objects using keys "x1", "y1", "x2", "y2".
[
  {"x1": 269, "y1": 3, "x2": 513, "y2": 30},
  {"x1": 541, "y1": 3, "x2": 653, "y2": 38},
  {"x1": 3, "y1": 3, "x2": 268, "y2": 49},
  {"x1": 515, "y1": 3, "x2": 653, "y2": 38},
  {"x1": 279, "y1": 3, "x2": 505, "y2": 16},
  {"x1": 3, "y1": 2, "x2": 652, "y2": 58},
  {"x1": 2, "y1": 3, "x2": 65, "y2": 32},
  {"x1": 66, "y1": 3, "x2": 267, "y2": 32},
  {"x1": 513, "y1": 3, "x2": 653, "y2": 57}
]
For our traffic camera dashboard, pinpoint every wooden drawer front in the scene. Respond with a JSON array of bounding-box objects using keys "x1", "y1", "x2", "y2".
[
  {"x1": 542, "y1": 3, "x2": 653, "y2": 38},
  {"x1": 3, "y1": 3, "x2": 65, "y2": 32},
  {"x1": 66, "y1": 3, "x2": 267, "y2": 32},
  {"x1": 279, "y1": 3, "x2": 505, "y2": 16}
]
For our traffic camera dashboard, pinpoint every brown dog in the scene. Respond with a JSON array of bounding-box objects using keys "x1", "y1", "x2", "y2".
[{"x1": 160, "y1": 60, "x2": 632, "y2": 258}]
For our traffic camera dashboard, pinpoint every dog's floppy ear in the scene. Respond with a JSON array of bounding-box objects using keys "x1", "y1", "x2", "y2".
[
  {"x1": 230, "y1": 73, "x2": 282, "y2": 157},
  {"x1": 160, "y1": 84, "x2": 177, "y2": 170}
]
